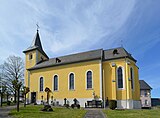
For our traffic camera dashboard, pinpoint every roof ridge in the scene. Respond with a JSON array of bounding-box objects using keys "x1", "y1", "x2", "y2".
[
  {"x1": 103, "y1": 47, "x2": 123, "y2": 51},
  {"x1": 50, "y1": 48, "x2": 103, "y2": 60},
  {"x1": 139, "y1": 80, "x2": 152, "y2": 90}
]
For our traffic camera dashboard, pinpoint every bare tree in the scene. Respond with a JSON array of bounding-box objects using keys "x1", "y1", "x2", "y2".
[
  {"x1": 0, "y1": 65, "x2": 7, "y2": 107},
  {"x1": 1, "y1": 56, "x2": 24, "y2": 112},
  {"x1": 0, "y1": 85, "x2": 7, "y2": 107},
  {"x1": 22, "y1": 86, "x2": 30, "y2": 107},
  {"x1": 1, "y1": 56, "x2": 24, "y2": 103},
  {"x1": 12, "y1": 79, "x2": 22, "y2": 112},
  {"x1": 0, "y1": 72, "x2": 13, "y2": 106}
]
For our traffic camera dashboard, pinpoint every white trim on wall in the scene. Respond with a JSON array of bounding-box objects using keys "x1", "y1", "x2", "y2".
[
  {"x1": 116, "y1": 66, "x2": 125, "y2": 90},
  {"x1": 85, "y1": 69, "x2": 94, "y2": 90},
  {"x1": 28, "y1": 71, "x2": 30, "y2": 100},
  {"x1": 36, "y1": 98, "x2": 93, "y2": 107},
  {"x1": 99, "y1": 61, "x2": 102, "y2": 99},
  {"x1": 28, "y1": 71, "x2": 30, "y2": 88},
  {"x1": 130, "y1": 67, "x2": 135, "y2": 91},
  {"x1": 117, "y1": 100, "x2": 133, "y2": 109}
]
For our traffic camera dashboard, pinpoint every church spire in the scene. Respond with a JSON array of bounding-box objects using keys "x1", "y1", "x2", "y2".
[
  {"x1": 36, "y1": 22, "x2": 40, "y2": 32},
  {"x1": 30, "y1": 30, "x2": 43, "y2": 51},
  {"x1": 23, "y1": 29, "x2": 49, "y2": 59}
]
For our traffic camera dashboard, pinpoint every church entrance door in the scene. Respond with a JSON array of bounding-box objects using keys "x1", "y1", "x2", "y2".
[{"x1": 31, "y1": 92, "x2": 36, "y2": 103}]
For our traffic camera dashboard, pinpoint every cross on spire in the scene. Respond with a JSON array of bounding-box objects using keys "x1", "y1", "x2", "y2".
[{"x1": 36, "y1": 22, "x2": 40, "y2": 31}]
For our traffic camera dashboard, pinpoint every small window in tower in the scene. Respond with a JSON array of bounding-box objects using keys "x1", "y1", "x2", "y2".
[{"x1": 29, "y1": 53, "x2": 33, "y2": 60}]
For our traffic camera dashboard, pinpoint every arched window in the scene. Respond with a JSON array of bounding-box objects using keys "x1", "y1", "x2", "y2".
[
  {"x1": 117, "y1": 67, "x2": 123, "y2": 89},
  {"x1": 69, "y1": 73, "x2": 74, "y2": 90},
  {"x1": 87, "y1": 71, "x2": 92, "y2": 89},
  {"x1": 130, "y1": 68, "x2": 134, "y2": 89},
  {"x1": 40, "y1": 77, "x2": 43, "y2": 91},
  {"x1": 54, "y1": 75, "x2": 58, "y2": 91}
]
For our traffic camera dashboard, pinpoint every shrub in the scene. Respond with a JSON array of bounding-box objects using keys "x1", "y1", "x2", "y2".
[
  {"x1": 44, "y1": 105, "x2": 51, "y2": 109},
  {"x1": 48, "y1": 108, "x2": 53, "y2": 111},
  {"x1": 7, "y1": 101, "x2": 11, "y2": 106},
  {"x1": 71, "y1": 104, "x2": 75, "y2": 109},
  {"x1": 109, "y1": 100, "x2": 117, "y2": 110},
  {"x1": 41, "y1": 105, "x2": 53, "y2": 112},
  {"x1": 41, "y1": 108, "x2": 47, "y2": 111},
  {"x1": 156, "y1": 105, "x2": 160, "y2": 109},
  {"x1": 77, "y1": 104, "x2": 80, "y2": 109},
  {"x1": 64, "y1": 104, "x2": 69, "y2": 108}
]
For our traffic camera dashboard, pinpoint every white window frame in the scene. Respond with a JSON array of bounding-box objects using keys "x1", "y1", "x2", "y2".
[
  {"x1": 130, "y1": 67, "x2": 134, "y2": 90},
  {"x1": 116, "y1": 66, "x2": 125, "y2": 90},
  {"x1": 39, "y1": 76, "x2": 44, "y2": 92},
  {"x1": 68, "y1": 72, "x2": 75, "y2": 90},
  {"x1": 53, "y1": 74, "x2": 59, "y2": 91},
  {"x1": 86, "y1": 70, "x2": 93, "y2": 90}
]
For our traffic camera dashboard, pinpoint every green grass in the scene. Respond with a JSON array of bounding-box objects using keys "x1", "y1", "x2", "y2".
[
  {"x1": 9, "y1": 105, "x2": 160, "y2": 118},
  {"x1": 9, "y1": 105, "x2": 86, "y2": 118},
  {"x1": 103, "y1": 109, "x2": 160, "y2": 118},
  {"x1": 1, "y1": 102, "x2": 16, "y2": 107}
]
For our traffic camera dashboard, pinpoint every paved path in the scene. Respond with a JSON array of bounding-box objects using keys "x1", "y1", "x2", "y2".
[
  {"x1": 0, "y1": 106, "x2": 16, "y2": 118},
  {"x1": 84, "y1": 109, "x2": 106, "y2": 118}
]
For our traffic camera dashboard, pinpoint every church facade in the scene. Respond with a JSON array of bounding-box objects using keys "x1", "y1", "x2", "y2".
[{"x1": 23, "y1": 30, "x2": 141, "y2": 109}]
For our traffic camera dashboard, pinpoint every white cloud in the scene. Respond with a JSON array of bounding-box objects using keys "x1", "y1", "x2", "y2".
[
  {"x1": 0, "y1": 0, "x2": 136, "y2": 59},
  {"x1": 37, "y1": 0, "x2": 136, "y2": 56}
]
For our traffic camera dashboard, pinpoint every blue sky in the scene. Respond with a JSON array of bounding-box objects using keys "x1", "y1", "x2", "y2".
[{"x1": 0, "y1": 0, "x2": 160, "y2": 97}]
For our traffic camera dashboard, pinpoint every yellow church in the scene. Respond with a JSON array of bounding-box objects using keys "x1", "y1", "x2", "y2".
[{"x1": 23, "y1": 30, "x2": 141, "y2": 109}]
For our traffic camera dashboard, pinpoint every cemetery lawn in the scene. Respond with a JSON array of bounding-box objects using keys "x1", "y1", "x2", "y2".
[
  {"x1": 103, "y1": 109, "x2": 160, "y2": 118},
  {"x1": 9, "y1": 105, "x2": 86, "y2": 118}
]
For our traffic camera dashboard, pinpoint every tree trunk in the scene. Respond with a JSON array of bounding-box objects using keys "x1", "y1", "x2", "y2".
[
  {"x1": 7, "y1": 92, "x2": 9, "y2": 102},
  {"x1": 0, "y1": 93, "x2": 3, "y2": 107},
  {"x1": 17, "y1": 89, "x2": 20, "y2": 112},
  {"x1": 14, "y1": 90, "x2": 17, "y2": 103},
  {"x1": 24, "y1": 94, "x2": 26, "y2": 107}
]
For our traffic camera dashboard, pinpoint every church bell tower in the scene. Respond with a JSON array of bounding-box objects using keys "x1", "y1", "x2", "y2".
[{"x1": 23, "y1": 29, "x2": 49, "y2": 88}]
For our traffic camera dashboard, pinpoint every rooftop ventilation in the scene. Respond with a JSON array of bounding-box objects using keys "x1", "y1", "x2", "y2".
[
  {"x1": 113, "y1": 49, "x2": 119, "y2": 55},
  {"x1": 56, "y1": 58, "x2": 61, "y2": 63}
]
